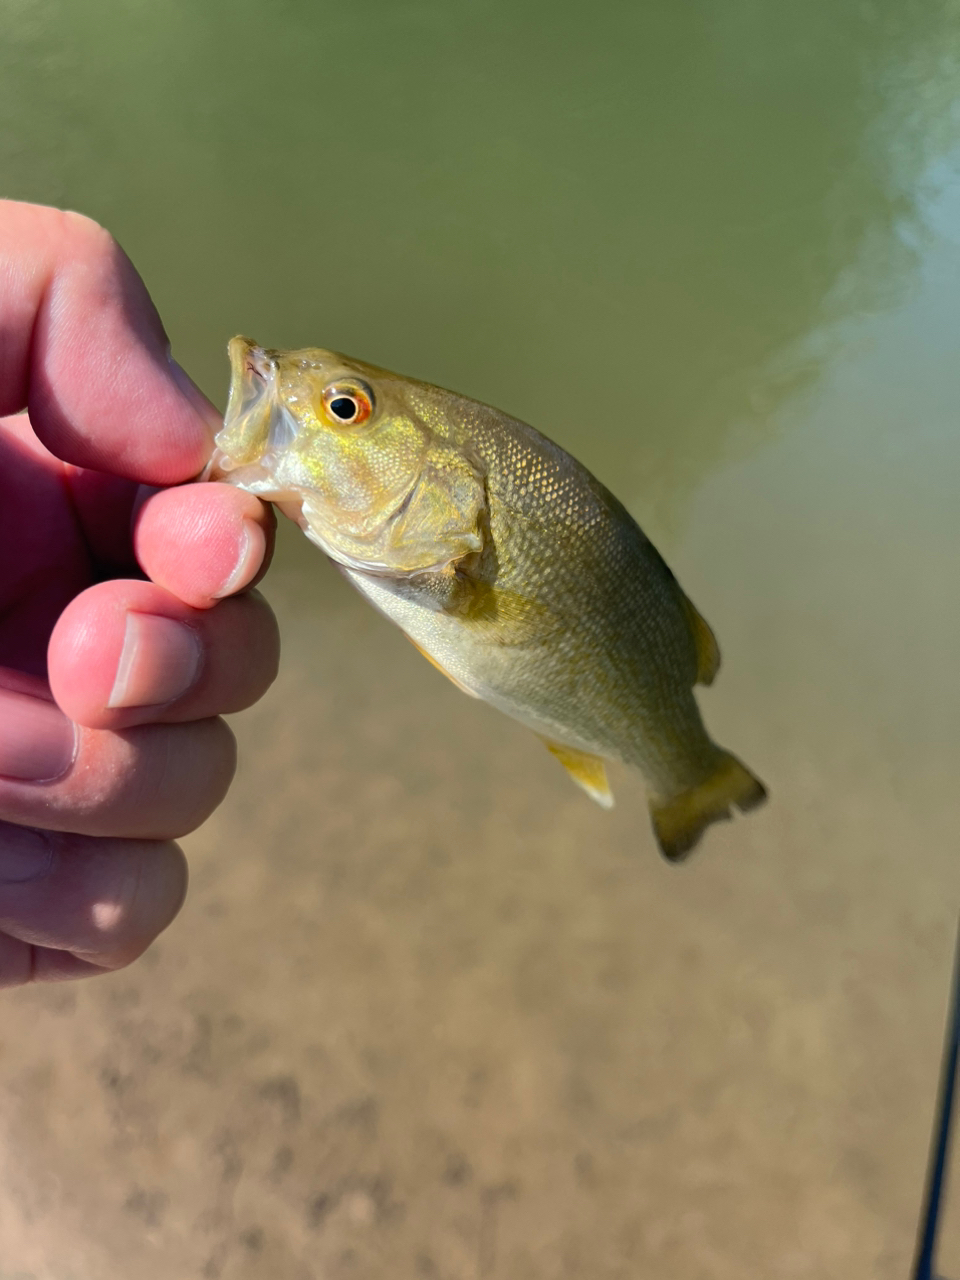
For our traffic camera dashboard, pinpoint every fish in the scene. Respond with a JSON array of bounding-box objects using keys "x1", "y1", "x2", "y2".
[{"x1": 207, "y1": 336, "x2": 767, "y2": 860}]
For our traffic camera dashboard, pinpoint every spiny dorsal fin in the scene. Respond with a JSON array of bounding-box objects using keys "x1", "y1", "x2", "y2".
[
  {"x1": 538, "y1": 737, "x2": 614, "y2": 809},
  {"x1": 682, "y1": 595, "x2": 721, "y2": 686}
]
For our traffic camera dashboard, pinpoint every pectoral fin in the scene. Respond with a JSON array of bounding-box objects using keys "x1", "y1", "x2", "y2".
[
  {"x1": 393, "y1": 569, "x2": 558, "y2": 646},
  {"x1": 464, "y1": 583, "x2": 559, "y2": 644},
  {"x1": 539, "y1": 738, "x2": 614, "y2": 809}
]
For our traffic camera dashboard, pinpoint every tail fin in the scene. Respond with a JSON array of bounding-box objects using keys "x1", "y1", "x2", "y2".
[{"x1": 650, "y1": 751, "x2": 767, "y2": 862}]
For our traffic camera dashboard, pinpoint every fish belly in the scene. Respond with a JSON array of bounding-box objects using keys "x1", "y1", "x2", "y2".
[
  {"x1": 344, "y1": 568, "x2": 582, "y2": 746},
  {"x1": 342, "y1": 567, "x2": 716, "y2": 797}
]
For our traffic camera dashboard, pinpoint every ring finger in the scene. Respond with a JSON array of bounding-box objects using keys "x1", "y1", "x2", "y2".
[{"x1": 0, "y1": 670, "x2": 237, "y2": 840}]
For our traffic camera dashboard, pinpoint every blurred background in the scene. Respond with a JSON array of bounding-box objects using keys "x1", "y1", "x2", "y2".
[{"x1": 3, "y1": 1, "x2": 960, "y2": 1276}]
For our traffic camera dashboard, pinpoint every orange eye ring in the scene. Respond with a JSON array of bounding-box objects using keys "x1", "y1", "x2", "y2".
[{"x1": 321, "y1": 382, "x2": 374, "y2": 427}]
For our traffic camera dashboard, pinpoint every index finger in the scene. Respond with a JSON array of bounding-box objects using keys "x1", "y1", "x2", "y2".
[{"x1": 0, "y1": 200, "x2": 220, "y2": 485}]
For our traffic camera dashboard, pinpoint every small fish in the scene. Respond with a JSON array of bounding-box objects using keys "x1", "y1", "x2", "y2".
[{"x1": 208, "y1": 337, "x2": 767, "y2": 860}]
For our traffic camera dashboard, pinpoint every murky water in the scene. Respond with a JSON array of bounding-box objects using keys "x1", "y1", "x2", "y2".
[{"x1": 4, "y1": 2, "x2": 960, "y2": 1276}]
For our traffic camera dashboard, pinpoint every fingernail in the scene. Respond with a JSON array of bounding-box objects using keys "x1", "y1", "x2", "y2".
[
  {"x1": 167, "y1": 354, "x2": 223, "y2": 434},
  {"x1": 213, "y1": 518, "x2": 266, "y2": 598},
  {"x1": 0, "y1": 825, "x2": 53, "y2": 883},
  {"x1": 108, "y1": 613, "x2": 203, "y2": 709},
  {"x1": 0, "y1": 689, "x2": 77, "y2": 782}
]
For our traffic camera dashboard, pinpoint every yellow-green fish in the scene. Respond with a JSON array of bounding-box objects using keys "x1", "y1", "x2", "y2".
[{"x1": 209, "y1": 337, "x2": 767, "y2": 860}]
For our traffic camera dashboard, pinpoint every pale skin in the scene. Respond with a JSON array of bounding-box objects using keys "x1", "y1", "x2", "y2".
[{"x1": 0, "y1": 200, "x2": 280, "y2": 986}]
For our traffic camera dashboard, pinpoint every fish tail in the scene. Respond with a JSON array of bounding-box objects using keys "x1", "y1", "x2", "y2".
[{"x1": 650, "y1": 751, "x2": 767, "y2": 863}]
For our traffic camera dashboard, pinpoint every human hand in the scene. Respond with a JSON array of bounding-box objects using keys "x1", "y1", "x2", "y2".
[{"x1": 0, "y1": 201, "x2": 279, "y2": 985}]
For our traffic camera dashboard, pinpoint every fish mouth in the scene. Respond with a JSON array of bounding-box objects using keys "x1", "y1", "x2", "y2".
[
  {"x1": 238, "y1": 339, "x2": 276, "y2": 386},
  {"x1": 204, "y1": 336, "x2": 299, "y2": 491}
]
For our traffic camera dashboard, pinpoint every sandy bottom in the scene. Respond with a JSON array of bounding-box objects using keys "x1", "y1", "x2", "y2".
[{"x1": 1, "y1": 521, "x2": 959, "y2": 1280}]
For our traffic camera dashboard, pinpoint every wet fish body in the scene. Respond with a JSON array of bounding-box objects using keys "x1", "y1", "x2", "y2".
[{"x1": 210, "y1": 338, "x2": 767, "y2": 859}]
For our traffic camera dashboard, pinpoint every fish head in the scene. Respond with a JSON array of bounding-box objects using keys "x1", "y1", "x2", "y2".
[{"x1": 209, "y1": 337, "x2": 482, "y2": 574}]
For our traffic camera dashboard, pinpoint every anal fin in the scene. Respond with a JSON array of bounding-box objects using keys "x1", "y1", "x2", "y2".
[{"x1": 539, "y1": 737, "x2": 615, "y2": 809}]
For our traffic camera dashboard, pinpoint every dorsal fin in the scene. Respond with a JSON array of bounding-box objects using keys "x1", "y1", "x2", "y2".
[{"x1": 681, "y1": 595, "x2": 721, "y2": 686}]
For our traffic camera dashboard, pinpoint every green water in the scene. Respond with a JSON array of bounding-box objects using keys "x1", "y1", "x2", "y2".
[
  {"x1": 5, "y1": 1, "x2": 958, "y2": 514},
  {"x1": 5, "y1": 3, "x2": 960, "y2": 1277}
]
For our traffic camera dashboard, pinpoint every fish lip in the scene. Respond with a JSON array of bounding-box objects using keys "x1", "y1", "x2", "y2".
[
  {"x1": 244, "y1": 346, "x2": 276, "y2": 382},
  {"x1": 227, "y1": 335, "x2": 277, "y2": 397},
  {"x1": 205, "y1": 335, "x2": 289, "y2": 481}
]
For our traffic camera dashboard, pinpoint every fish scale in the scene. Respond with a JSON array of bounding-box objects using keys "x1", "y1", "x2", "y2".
[{"x1": 208, "y1": 336, "x2": 767, "y2": 860}]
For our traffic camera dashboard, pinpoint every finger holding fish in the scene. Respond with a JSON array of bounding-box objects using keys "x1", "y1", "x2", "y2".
[{"x1": 133, "y1": 482, "x2": 276, "y2": 609}]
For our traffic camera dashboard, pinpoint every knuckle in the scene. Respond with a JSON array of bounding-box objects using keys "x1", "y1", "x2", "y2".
[
  {"x1": 148, "y1": 719, "x2": 237, "y2": 837},
  {"x1": 39, "y1": 720, "x2": 237, "y2": 841}
]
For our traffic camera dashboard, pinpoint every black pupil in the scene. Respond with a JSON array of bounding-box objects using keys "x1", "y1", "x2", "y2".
[{"x1": 330, "y1": 396, "x2": 358, "y2": 421}]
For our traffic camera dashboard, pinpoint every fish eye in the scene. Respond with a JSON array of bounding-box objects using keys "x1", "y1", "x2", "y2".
[{"x1": 321, "y1": 382, "x2": 374, "y2": 427}]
